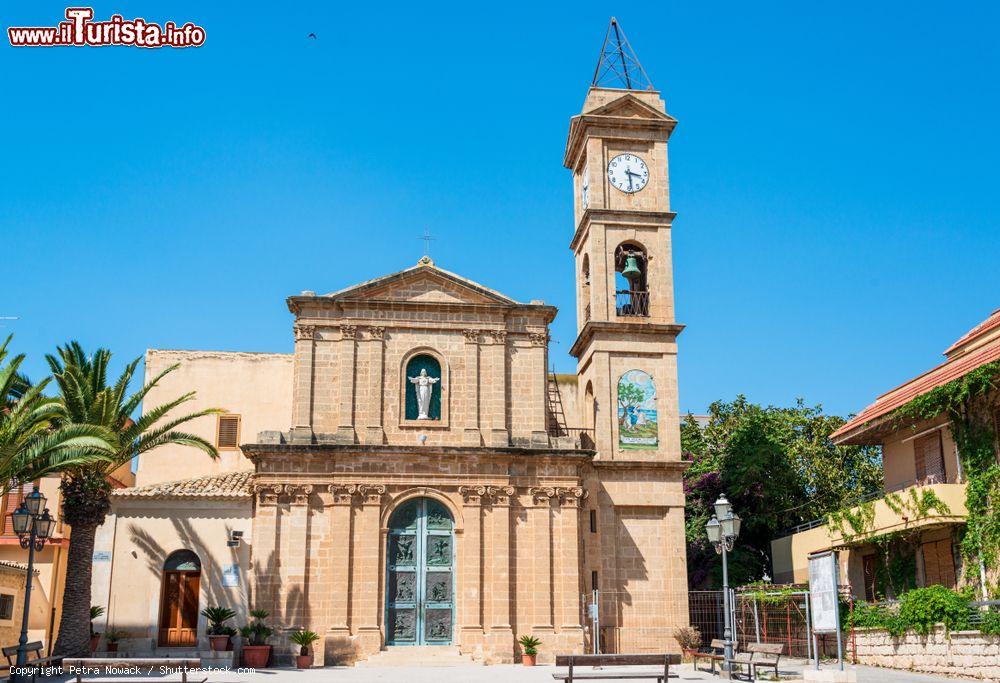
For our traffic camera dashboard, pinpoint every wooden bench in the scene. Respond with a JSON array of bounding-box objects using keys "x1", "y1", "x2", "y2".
[
  {"x1": 691, "y1": 639, "x2": 725, "y2": 673},
  {"x1": 740, "y1": 643, "x2": 783, "y2": 680},
  {"x1": 553, "y1": 654, "x2": 680, "y2": 683},
  {"x1": 62, "y1": 658, "x2": 205, "y2": 683},
  {"x1": 2, "y1": 642, "x2": 62, "y2": 681}
]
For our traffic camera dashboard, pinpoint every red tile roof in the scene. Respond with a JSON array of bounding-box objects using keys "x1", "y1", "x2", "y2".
[{"x1": 831, "y1": 311, "x2": 1000, "y2": 443}]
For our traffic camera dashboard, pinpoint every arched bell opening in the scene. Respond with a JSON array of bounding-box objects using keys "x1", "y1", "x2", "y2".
[
  {"x1": 614, "y1": 242, "x2": 649, "y2": 317},
  {"x1": 581, "y1": 254, "x2": 592, "y2": 323}
]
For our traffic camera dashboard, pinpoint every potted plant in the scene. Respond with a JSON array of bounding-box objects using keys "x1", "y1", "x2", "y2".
[
  {"x1": 104, "y1": 628, "x2": 128, "y2": 653},
  {"x1": 518, "y1": 635, "x2": 541, "y2": 666},
  {"x1": 240, "y1": 609, "x2": 273, "y2": 668},
  {"x1": 201, "y1": 606, "x2": 238, "y2": 651},
  {"x1": 674, "y1": 626, "x2": 701, "y2": 660},
  {"x1": 89, "y1": 606, "x2": 104, "y2": 653},
  {"x1": 289, "y1": 629, "x2": 320, "y2": 669}
]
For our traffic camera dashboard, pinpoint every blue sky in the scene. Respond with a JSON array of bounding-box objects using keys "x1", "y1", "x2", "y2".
[{"x1": 2, "y1": 1, "x2": 998, "y2": 418}]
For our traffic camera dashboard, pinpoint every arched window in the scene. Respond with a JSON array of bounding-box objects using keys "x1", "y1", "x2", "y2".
[
  {"x1": 614, "y1": 242, "x2": 649, "y2": 317},
  {"x1": 159, "y1": 550, "x2": 201, "y2": 647},
  {"x1": 405, "y1": 354, "x2": 442, "y2": 421}
]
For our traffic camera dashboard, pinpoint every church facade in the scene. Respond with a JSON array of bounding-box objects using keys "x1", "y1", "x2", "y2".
[{"x1": 92, "y1": 77, "x2": 689, "y2": 665}]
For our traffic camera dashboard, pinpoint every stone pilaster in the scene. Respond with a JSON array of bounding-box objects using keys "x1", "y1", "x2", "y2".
[
  {"x1": 281, "y1": 484, "x2": 312, "y2": 625},
  {"x1": 462, "y1": 329, "x2": 482, "y2": 446},
  {"x1": 484, "y1": 486, "x2": 514, "y2": 662},
  {"x1": 290, "y1": 324, "x2": 315, "y2": 443},
  {"x1": 457, "y1": 486, "x2": 485, "y2": 653},
  {"x1": 529, "y1": 487, "x2": 555, "y2": 632},
  {"x1": 361, "y1": 326, "x2": 386, "y2": 445},
  {"x1": 483, "y1": 329, "x2": 508, "y2": 447},
  {"x1": 556, "y1": 488, "x2": 585, "y2": 634},
  {"x1": 334, "y1": 325, "x2": 358, "y2": 444},
  {"x1": 251, "y1": 484, "x2": 282, "y2": 615},
  {"x1": 350, "y1": 484, "x2": 384, "y2": 656},
  {"x1": 324, "y1": 484, "x2": 356, "y2": 664}
]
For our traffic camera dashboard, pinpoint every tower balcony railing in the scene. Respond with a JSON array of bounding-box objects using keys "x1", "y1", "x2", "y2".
[{"x1": 615, "y1": 290, "x2": 650, "y2": 317}]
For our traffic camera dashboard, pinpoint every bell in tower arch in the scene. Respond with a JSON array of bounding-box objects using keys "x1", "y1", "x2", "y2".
[{"x1": 621, "y1": 253, "x2": 643, "y2": 285}]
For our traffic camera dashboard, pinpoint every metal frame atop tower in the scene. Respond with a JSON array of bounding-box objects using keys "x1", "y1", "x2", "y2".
[{"x1": 591, "y1": 17, "x2": 654, "y2": 91}]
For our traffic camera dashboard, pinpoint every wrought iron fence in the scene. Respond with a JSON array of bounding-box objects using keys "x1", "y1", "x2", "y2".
[{"x1": 615, "y1": 290, "x2": 649, "y2": 317}]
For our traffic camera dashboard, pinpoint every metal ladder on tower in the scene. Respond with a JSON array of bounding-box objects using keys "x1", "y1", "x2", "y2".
[{"x1": 547, "y1": 370, "x2": 568, "y2": 437}]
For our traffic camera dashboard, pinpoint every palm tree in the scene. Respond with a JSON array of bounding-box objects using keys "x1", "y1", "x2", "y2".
[
  {"x1": 48, "y1": 342, "x2": 220, "y2": 657},
  {"x1": 0, "y1": 336, "x2": 113, "y2": 490}
]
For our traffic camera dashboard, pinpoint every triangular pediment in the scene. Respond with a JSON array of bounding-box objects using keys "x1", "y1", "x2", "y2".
[
  {"x1": 322, "y1": 260, "x2": 521, "y2": 306},
  {"x1": 587, "y1": 93, "x2": 673, "y2": 121}
]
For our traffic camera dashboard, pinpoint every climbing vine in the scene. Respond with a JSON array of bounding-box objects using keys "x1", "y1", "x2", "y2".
[{"x1": 892, "y1": 360, "x2": 1000, "y2": 578}]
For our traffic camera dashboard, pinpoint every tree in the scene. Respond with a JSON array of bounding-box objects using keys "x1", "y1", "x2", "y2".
[
  {"x1": 49, "y1": 342, "x2": 220, "y2": 657},
  {"x1": 683, "y1": 396, "x2": 882, "y2": 588},
  {"x1": 0, "y1": 336, "x2": 112, "y2": 492}
]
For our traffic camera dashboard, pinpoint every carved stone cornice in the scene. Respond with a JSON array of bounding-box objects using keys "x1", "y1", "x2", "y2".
[
  {"x1": 293, "y1": 323, "x2": 315, "y2": 341},
  {"x1": 490, "y1": 329, "x2": 508, "y2": 345},
  {"x1": 462, "y1": 329, "x2": 480, "y2": 344},
  {"x1": 340, "y1": 324, "x2": 358, "y2": 340},
  {"x1": 285, "y1": 483, "x2": 313, "y2": 506},
  {"x1": 556, "y1": 486, "x2": 586, "y2": 507},
  {"x1": 367, "y1": 326, "x2": 385, "y2": 341},
  {"x1": 357, "y1": 483, "x2": 386, "y2": 505},
  {"x1": 458, "y1": 485, "x2": 516, "y2": 505}
]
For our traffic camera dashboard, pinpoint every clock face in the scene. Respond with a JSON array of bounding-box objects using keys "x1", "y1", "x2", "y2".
[{"x1": 607, "y1": 153, "x2": 649, "y2": 194}]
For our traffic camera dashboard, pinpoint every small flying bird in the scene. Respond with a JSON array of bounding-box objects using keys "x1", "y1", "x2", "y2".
[{"x1": 307, "y1": 33, "x2": 317, "y2": 39}]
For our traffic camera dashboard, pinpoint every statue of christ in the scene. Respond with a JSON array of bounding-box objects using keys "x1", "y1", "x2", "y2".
[{"x1": 408, "y1": 368, "x2": 440, "y2": 420}]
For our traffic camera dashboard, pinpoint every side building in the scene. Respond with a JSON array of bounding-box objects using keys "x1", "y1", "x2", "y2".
[{"x1": 772, "y1": 308, "x2": 1000, "y2": 599}]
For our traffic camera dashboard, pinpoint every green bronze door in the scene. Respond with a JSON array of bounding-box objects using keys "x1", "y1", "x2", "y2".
[{"x1": 386, "y1": 498, "x2": 454, "y2": 645}]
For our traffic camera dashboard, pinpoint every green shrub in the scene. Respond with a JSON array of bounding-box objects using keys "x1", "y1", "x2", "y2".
[{"x1": 897, "y1": 585, "x2": 970, "y2": 635}]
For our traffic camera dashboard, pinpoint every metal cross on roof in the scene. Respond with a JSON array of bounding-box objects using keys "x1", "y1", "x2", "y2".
[
  {"x1": 591, "y1": 17, "x2": 654, "y2": 91},
  {"x1": 417, "y1": 228, "x2": 437, "y2": 257}
]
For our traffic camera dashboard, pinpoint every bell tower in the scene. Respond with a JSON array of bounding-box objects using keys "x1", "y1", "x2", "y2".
[{"x1": 565, "y1": 18, "x2": 684, "y2": 462}]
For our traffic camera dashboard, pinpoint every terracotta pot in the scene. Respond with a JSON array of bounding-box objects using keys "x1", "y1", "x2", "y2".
[
  {"x1": 682, "y1": 648, "x2": 697, "y2": 661},
  {"x1": 522, "y1": 653, "x2": 537, "y2": 666},
  {"x1": 242, "y1": 645, "x2": 271, "y2": 668},
  {"x1": 209, "y1": 635, "x2": 231, "y2": 652},
  {"x1": 106, "y1": 643, "x2": 119, "y2": 653},
  {"x1": 90, "y1": 635, "x2": 100, "y2": 653},
  {"x1": 295, "y1": 654, "x2": 313, "y2": 669}
]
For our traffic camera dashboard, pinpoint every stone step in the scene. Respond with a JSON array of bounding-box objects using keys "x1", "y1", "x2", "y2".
[{"x1": 356, "y1": 646, "x2": 480, "y2": 667}]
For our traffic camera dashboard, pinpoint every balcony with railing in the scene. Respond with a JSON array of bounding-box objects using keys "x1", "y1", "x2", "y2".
[{"x1": 615, "y1": 290, "x2": 649, "y2": 317}]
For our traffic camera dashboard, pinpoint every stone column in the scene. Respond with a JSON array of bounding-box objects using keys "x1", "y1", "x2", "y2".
[
  {"x1": 528, "y1": 332, "x2": 550, "y2": 447},
  {"x1": 350, "y1": 484, "x2": 384, "y2": 657},
  {"x1": 251, "y1": 484, "x2": 282, "y2": 615},
  {"x1": 324, "y1": 485, "x2": 355, "y2": 663},
  {"x1": 483, "y1": 330, "x2": 509, "y2": 447},
  {"x1": 556, "y1": 488, "x2": 585, "y2": 640},
  {"x1": 361, "y1": 327, "x2": 386, "y2": 445},
  {"x1": 484, "y1": 486, "x2": 514, "y2": 662},
  {"x1": 281, "y1": 484, "x2": 312, "y2": 627},
  {"x1": 462, "y1": 329, "x2": 482, "y2": 446},
  {"x1": 334, "y1": 325, "x2": 357, "y2": 444},
  {"x1": 529, "y1": 488, "x2": 555, "y2": 633},
  {"x1": 290, "y1": 324, "x2": 315, "y2": 443},
  {"x1": 457, "y1": 487, "x2": 485, "y2": 652}
]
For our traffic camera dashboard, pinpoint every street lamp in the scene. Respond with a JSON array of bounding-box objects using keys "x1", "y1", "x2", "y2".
[
  {"x1": 706, "y1": 494, "x2": 741, "y2": 678},
  {"x1": 10, "y1": 487, "x2": 55, "y2": 683}
]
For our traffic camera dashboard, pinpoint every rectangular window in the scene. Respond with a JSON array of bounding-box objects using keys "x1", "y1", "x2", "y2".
[
  {"x1": 0, "y1": 594, "x2": 14, "y2": 620},
  {"x1": 216, "y1": 415, "x2": 241, "y2": 449},
  {"x1": 591, "y1": 570, "x2": 599, "y2": 591},
  {"x1": 914, "y1": 431, "x2": 946, "y2": 484},
  {"x1": 590, "y1": 509, "x2": 597, "y2": 533}
]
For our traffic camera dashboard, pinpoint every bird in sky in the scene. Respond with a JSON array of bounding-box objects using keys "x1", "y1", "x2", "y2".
[{"x1": 307, "y1": 33, "x2": 317, "y2": 39}]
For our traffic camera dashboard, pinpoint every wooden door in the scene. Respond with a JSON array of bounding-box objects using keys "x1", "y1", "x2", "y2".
[
  {"x1": 922, "y1": 539, "x2": 957, "y2": 589},
  {"x1": 862, "y1": 554, "x2": 878, "y2": 601},
  {"x1": 158, "y1": 570, "x2": 200, "y2": 647}
]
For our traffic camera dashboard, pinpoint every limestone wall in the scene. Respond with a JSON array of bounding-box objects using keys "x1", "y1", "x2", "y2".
[{"x1": 853, "y1": 626, "x2": 1000, "y2": 681}]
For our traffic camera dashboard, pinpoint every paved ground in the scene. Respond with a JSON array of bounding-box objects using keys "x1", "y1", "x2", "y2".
[{"x1": 55, "y1": 662, "x2": 978, "y2": 683}]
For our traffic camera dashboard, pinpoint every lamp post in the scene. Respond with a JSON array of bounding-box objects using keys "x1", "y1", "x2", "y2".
[
  {"x1": 10, "y1": 487, "x2": 55, "y2": 683},
  {"x1": 706, "y1": 494, "x2": 741, "y2": 679}
]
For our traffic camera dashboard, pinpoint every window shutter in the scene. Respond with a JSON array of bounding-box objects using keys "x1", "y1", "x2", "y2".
[
  {"x1": 217, "y1": 415, "x2": 240, "y2": 449},
  {"x1": 2, "y1": 482, "x2": 30, "y2": 535},
  {"x1": 914, "y1": 432, "x2": 945, "y2": 484}
]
